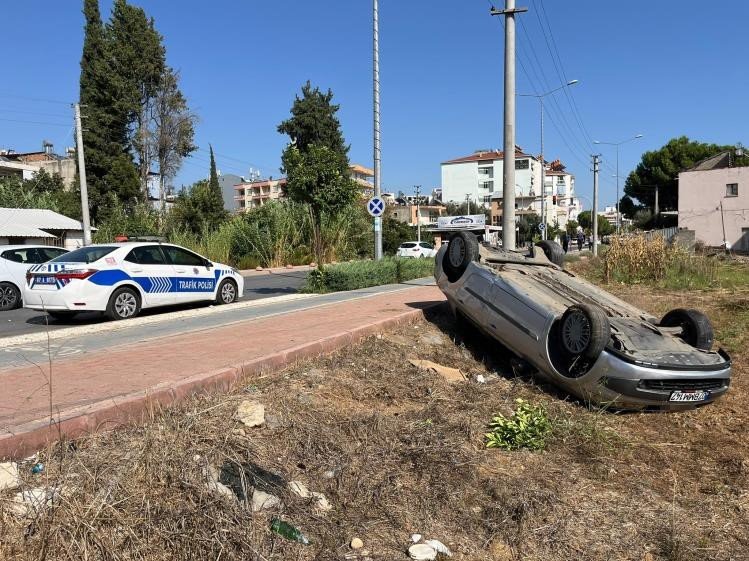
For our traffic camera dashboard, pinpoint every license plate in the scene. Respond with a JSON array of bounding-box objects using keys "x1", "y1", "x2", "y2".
[
  {"x1": 669, "y1": 390, "x2": 710, "y2": 402},
  {"x1": 35, "y1": 276, "x2": 56, "y2": 285}
]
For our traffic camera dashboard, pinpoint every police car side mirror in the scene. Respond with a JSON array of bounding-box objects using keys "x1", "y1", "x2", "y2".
[{"x1": 203, "y1": 259, "x2": 213, "y2": 268}]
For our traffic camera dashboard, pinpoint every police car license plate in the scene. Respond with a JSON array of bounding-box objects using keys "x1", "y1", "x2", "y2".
[
  {"x1": 35, "y1": 276, "x2": 56, "y2": 285},
  {"x1": 669, "y1": 390, "x2": 709, "y2": 402}
]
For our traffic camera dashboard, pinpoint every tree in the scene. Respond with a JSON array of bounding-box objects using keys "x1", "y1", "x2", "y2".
[
  {"x1": 444, "y1": 201, "x2": 490, "y2": 220},
  {"x1": 0, "y1": 170, "x2": 81, "y2": 218},
  {"x1": 577, "y1": 211, "x2": 614, "y2": 236},
  {"x1": 108, "y1": 0, "x2": 165, "y2": 196},
  {"x1": 151, "y1": 67, "x2": 196, "y2": 206},
  {"x1": 169, "y1": 178, "x2": 228, "y2": 235},
  {"x1": 618, "y1": 195, "x2": 639, "y2": 219},
  {"x1": 277, "y1": 81, "x2": 349, "y2": 157},
  {"x1": 624, "y1": 136, "x2": 747, "y2": 212},
  {"x1": 282, "y1": 144, "x2": 358, "y2": 267},
  {"x1": 279, "y1": 82, "x2": 357, "y2": 268},
  {"x1": 517, "y1": 213, "x2": 541, "y2": 246},
  {"x1": 382, "y1": 215, "x2": 417, "y2": 255}
]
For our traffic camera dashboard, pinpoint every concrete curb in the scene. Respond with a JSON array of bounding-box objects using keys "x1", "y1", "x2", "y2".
[
  {"x1": 0, "y1": 303, "x2": 442, "y2": 460},
  {"x1": 239, "y1": 264, "x2": 312, "y2": 277}
]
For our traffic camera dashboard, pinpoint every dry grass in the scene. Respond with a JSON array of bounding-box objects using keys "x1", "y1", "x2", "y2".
[{"x1": 1, "y1": 291, "x2": 748, "y2": 560}]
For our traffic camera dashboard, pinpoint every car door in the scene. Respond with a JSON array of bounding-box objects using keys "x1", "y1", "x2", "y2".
[
  {"x1": 162, "y1": 245, "x2": 216, "y2": 304},
  {"x1": 122, "y1": 245, "x2": 177, "y2": 308},
  {"x1": 419, "y1": 242, "x2": 435, "y2": 257}
]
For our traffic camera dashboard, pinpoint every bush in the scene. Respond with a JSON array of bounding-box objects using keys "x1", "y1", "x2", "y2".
[
  {"x1": 485, "y1": 399, "x2": 552, "y2": 451},
  {"x1": 301, "y1": 257, "x2": 434, "y2": 293}
]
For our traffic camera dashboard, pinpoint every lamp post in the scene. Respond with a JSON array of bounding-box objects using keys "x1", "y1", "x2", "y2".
[
  {"x1": 519, "y1": 79, "x2": 578, "y2": 240},
  {"x1": 594, "y1": 134, "x2": 643, "y2": 234}
]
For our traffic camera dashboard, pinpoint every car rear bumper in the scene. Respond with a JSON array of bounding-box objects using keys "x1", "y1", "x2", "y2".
[{"x1": 23, "y1": 282, "x2": 105, "y2": 312}]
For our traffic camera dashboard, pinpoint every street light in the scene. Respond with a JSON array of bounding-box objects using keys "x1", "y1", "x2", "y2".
[
  {"x1": 519, "y1": 79, "x2": 579, "y2": 240},
  {"x1": 594, "y1": 134, "x2": 643, "y2": 234}
]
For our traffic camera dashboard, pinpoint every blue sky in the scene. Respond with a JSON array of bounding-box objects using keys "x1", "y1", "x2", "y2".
[{"x1": 1, "y1": 0, "x2": 747, "y2": 208}]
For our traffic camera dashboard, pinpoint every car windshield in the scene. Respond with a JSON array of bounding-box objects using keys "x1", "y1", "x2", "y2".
[
  {"x1": 400, "y1": 243, "x2": 417, "y2": 248},
  {"x1": 50, "y1": 246, "x2": 117, "y2": 264}
]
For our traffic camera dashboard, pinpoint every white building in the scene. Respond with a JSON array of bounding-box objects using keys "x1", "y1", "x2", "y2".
[
  {"x1": 441, "y1": 148, "x2": 542, "y2": 207},
  {"x1": 0, "y1": 208, "x2": 90, "y2": 250}
]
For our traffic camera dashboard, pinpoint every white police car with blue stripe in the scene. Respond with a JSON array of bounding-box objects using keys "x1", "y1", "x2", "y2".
[{"x1": 23, "y1": 242, "x2": 244, "y2": 320}]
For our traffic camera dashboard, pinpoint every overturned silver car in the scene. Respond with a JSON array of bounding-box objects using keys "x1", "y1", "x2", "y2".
[{"x1": 436, "y1": 232, "x2": 731, "y2": 410}]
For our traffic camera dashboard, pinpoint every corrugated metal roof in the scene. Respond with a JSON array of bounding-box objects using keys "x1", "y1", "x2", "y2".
[{"x1": 0, "y1": 208, "x2": 85, "y2": 237}]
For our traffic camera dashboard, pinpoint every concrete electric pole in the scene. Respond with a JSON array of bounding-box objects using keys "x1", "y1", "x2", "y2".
[
  {"x1": 415, "y1": 185, "x2": 421, "y2": 242},
  {"x1": 373, "y1": 0, "x2": 383, "y2": 260},
  {"x1": 491, "y1": 0, "x2": 526, "y2": 251},
  {"x1": 73, "y1": 103, "x2": 92, "y2": 246},
  {"x1": 591, "y1": 154, "x2": 600, "y2": 257}
]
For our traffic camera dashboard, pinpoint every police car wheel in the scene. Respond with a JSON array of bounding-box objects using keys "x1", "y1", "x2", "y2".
[
  {"x1": 216, "y1": 279, "x2": 238, "y2": 305},
  {"x1": 106, "y1": 287, "x2": 141, "y2": 320}
]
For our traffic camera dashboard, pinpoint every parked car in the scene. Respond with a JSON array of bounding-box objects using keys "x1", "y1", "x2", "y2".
[
  {"x1": 397, "y1": 241, "x2": 437, "y2": 259},
  {"x1": 435, "y1": 232, "x2": 731, "y2": 410},
  {"x1": 24, "y1": 242, "x2": 244, "y2": 320},
  {"x1": 0, "y1": 245, "x2": 69, "y2": 311}
]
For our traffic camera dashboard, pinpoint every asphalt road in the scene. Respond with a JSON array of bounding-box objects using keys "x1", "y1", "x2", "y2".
[{"x1": 0, "y1": 270, "x2": 307, "y2": 339}]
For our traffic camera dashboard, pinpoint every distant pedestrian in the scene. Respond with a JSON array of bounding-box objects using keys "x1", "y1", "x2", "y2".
[
  {"x1": 576, "y1": 232, "x2": 584, "y2": 251},
  {"x1": 561, "y1": 232, "x2": 569, "y2": 253}
]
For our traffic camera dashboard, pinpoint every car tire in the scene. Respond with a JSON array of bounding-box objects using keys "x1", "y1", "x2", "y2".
[
  {"x1": 216, "y1": 279, "x2": 238, "y2": 305},
  {"x1": 0, "y1": 282, "x2": 21, "y2": 311},
  {"x1": 537, "y1": 240, "x2": 565, "y2": 268},
  {"x1": 660, "y1": 308, "x2": 714, "y2": 351},
  {"x1": 105, "y1": 287, "x2": 141, "y2": 321},
  {"x1": 47, "y1": 311, "x2": 78, "y2": 320},
  {"x1": 559, "y1": 303, "x2": 610, "y2": 360},
  {"x1": 443, "y1": 231, "x2": 480, "y2": 283}
]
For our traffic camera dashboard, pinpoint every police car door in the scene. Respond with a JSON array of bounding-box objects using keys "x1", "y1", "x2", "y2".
[
  {"x1": 122, "y1": 245, "x2": 177, "y2": 308},
  {"x1": 163, "y1": 245, "x2": 216, "y2": 304}
]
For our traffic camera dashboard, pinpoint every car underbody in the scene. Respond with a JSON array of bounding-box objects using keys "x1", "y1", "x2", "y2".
[{"x1": 436, "y1": 234, "x2": 731, "y2": 410}]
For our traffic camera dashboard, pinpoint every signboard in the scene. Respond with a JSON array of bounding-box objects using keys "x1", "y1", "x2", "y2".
[
  {"x1": 437, "y1": 214, "x2": 486, "y2": 228},
  {"x1": 367, "y1": 197, "x2": 385, "y2": 217},
  {"x1": 538, "y1": 222, "x2": 546, "y2": 231}
]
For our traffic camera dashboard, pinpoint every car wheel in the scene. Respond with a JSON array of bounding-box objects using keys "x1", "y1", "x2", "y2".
[
  {"x1": 560, "y1": 303, "x2": 610, "y2": 360},
  {"x1": 443, "y1": 231, "x2": 479, "y2": 282},
  {"x1": 216, "y1": 279, "x2": 238, "y2": 305},
  {"x1": 660, "y1": 308, "x2": 714, "y2": 351},
  {"x1": 47, "y1": 311, "x2": 78, "y2": 320},
  {"x1": 0, "y1": 282, "x2": 21, "y2": 311},
  {"x1": 537, "y1": 240, "x2": 565, "y2": 268},
  {"x1": 106, "y1": 287, "x2": 141, "y2": 320}
]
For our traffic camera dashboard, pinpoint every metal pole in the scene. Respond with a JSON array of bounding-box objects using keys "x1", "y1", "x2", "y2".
[
  {"x1": 615, "y1": 145, "x2": 620, "y2": 234},
  {"x1": 539, "y1": 96, "x2": 545, "y2": 240},
  {"x1": 74, "y1": 103, "x2": 92, "y2": 246},
  {"x1": 373, "y1": 0, "x2": 383, "y2": 260},
  {"x1": 415, "y1": 185, "x2": 421, "y2": 242},
  {"x1": 592, "y1": 154, "x2": 600, "y2": 257}
]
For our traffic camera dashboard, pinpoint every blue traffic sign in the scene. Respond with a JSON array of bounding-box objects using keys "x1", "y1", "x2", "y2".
[
  {"x1": 538, "y1": 222, "x2": 546, "y2": 231},
  {"x1": 367, "y1": 197, "x2": 385, "y2": 217}
]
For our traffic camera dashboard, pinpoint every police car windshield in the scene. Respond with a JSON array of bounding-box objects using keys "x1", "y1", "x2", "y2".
[{"x1": 50, "y1": 246, "x2": 117, "y2": 264}]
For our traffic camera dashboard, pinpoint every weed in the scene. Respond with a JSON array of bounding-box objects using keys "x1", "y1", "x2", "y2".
[
  {"x1": 485, "y1": 399, "x2": 552, "y2": 451},
  {"x1": 301, "y1": 257, "x2": 434, "y2": 293}
]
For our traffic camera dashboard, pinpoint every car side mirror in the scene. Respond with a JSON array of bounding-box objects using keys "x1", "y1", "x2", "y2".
[{"x1": 204, "y1": 259, "x2": 213, "y2": 268}]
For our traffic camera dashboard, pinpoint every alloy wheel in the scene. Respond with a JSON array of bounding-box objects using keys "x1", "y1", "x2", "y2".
[{"x1": 114, "y1": 292, "x2": 137, "y2": 318}]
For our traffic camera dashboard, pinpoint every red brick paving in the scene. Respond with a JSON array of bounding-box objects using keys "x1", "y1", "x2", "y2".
[{"x1": 0, "y1": 285, "x2": 444, "y2": 459}]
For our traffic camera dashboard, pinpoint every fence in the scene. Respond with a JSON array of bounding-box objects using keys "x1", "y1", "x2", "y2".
[{"x1": 644, "y1": 226, "x2": 678, "y2": 242}]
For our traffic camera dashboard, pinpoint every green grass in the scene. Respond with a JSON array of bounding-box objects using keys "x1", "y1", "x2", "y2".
[{"x1": 302, "y1": 257, "x2": 434, "y2": 293}]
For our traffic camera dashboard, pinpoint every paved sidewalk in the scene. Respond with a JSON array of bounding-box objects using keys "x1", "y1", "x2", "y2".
[{"x1": 0, "y1": 284, "x2": 444, "y2": 459}]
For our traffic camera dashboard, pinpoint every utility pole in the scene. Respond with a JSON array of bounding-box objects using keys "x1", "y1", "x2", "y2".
[
  {"x1": 415, "y1": 185, "x2": 421, "y2": 242},
  {"x1": 591, "y1": 154, "x2": 600, "y2": 257},
  {"x1": 654, "y1": 185, "x2": 659, "y2": 219},
  {"x1": 465, "y1": 193, "x2": 471, "y2": 215},
  {"x1": 73, "y1": 103, "x2": 92, "y2": 246},
  {"x1": 492, "y1": 0, "x2": 526, "y2": 251},
  {"x1": 372, "y1": 0, "x2": 383, "y2": 260}
]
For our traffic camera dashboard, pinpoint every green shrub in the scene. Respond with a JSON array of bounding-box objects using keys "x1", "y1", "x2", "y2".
[
  {"x1": 485, "y1": 399, "x2": 552, "y2": 451},
  {"x1": 301, "y1": 257, "x2": 434, "y2": 293}
]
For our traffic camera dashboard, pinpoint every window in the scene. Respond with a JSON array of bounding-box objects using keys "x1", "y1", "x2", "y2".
[
  {"x1": 125, "y1": 245, "x2": 168, "y2": 265},
  {"x1": 726, "y1": 183, "x2": 739, "y2": 197},
  {"x1": 50, "y1": 246, "x2": 117, "y2": 264},
  {"x1": 482, "y1": 195, "x2": 491, "y2": 203},
  {"x1": 164, "y1": 246, "x2": 206, "y2": 267},
  {"x1": 419, "y1": 242, "x2": 434, "y2": 249},
  {"x1": 400, "y1": 242, "x2": 417, "y2": 248},
  {"x1": 515, "y1": 159, "x2": 529, "y2": 170},
  {"x1": 478, "y1": 166, "x2": 494, "y2": 178},
  {"x1": 1, "y1": 247, "x2": 67, "y2": 264},
  {"x1": 480, "y1": 180, "x2": 494, "y2": 191}
]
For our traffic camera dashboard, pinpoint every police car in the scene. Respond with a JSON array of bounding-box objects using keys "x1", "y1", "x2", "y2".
[{"x1": 23, "y1": 242, "x2": 244, "y2": 320}]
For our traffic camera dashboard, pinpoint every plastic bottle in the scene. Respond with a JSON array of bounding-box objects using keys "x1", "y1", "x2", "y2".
[{"x1": 270, "y1": 518, "x2": 310, "y2": 545}]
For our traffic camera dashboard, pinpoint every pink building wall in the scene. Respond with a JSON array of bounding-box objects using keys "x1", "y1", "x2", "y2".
[{"x1": 678, "y1": 167, "x2": 749, "y2": 249}]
